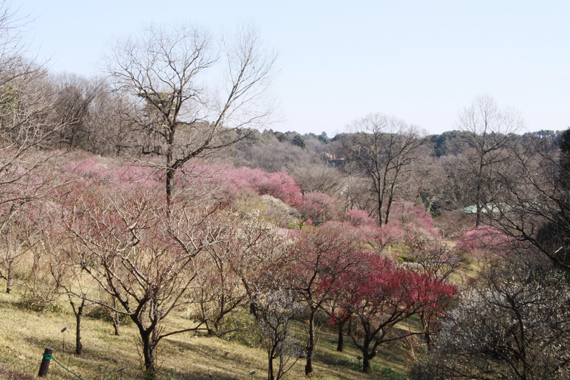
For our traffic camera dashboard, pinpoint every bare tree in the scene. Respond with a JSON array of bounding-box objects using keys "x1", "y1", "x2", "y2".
[
  {"x1": 340, "y1": 113, "x2": 425, "y2": 225},
  {"x1": 397, "y1": 146, "x2": 447, "y2": 214},
  {"x1": 0, "y1": 3, "x2": 70, "y2": 277},
  {"x1": 457, "y1": 95, "x2": 523, "y2": 226},
  {"x1": 46, "y1": 247, "x2": 93, "y2": 356},
  {"x1": 288, "y1": 160, "x2": 344, "y2": 196},
  {"x1": 340, "y1": 166, "x2": 376, "y2": 213},
  {"x1": 233, "y1": 132, "x2": 322, "y2": 173},
  {"x1": 106, "y1": 24, "x2": 275, "y2": 206},
  {"x1": 0, "y1": 0, "x2": 31, "y2": 86},
  {"x1": 51, "y1": 73, "x2": 104, "y2": 149},
  {"x1": 0, "y1": 0, "x2": 65, "y2": 154},
  {"x1": 0, "y1": 202, "x2": 42, "y2": 293},
  {"x1": 86, "y1": 86, "x2": 139, "y2": 156},
  {"x1": 483, "y1": 129, "x2": 570, "y2": 270}
]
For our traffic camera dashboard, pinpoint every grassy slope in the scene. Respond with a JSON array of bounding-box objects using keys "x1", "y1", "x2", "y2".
[{"x1": 0, "y1": 290, "x2": 413, "y2": 380}]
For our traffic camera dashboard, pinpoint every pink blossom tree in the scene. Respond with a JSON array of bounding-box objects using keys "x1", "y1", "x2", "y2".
[
  {"x1": 58, "y1": 181, "x2": 231, "y2": 379},
  {"x1": 375, "y1": 201, "x2": 441, "y2": 253},
  {"x1": 455, "y1": 225, "x2": 512, "y2": 260},
  {"x1": 343, "y1": 209, "x2": 377, "y2": 228},
  {"x1": 295, "y1": 192, "x2": 341, "y2": 227},
  {"x1": 177, "y1": 164, "x2": 303, "y2": 207}
]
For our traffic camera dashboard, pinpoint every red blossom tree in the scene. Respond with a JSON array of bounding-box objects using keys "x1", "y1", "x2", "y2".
[
  {"x1": 410, "y1": 270, "x2": 457, "y2": 347},
  {"x1": 333, "y1": 252, "x2": 456, "y2": 373}
]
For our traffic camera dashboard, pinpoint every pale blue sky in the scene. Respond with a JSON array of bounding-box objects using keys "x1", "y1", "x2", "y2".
[{"x1": 14, "y1": 0, "x2": 570, "y2": 136}]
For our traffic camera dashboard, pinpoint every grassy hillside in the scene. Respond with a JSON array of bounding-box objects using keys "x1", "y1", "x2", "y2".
[{"x1": 0, "y1": 290, "x2": 413, "y2": 380}]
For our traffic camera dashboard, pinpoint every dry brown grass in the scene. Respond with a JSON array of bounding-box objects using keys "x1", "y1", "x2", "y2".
[{"x1": 0, "y1": 288, "x2": 412, "y2": 380}]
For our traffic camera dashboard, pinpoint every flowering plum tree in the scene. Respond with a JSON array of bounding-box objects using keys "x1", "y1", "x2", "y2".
[
  {"x1": 59, "y1": 182, "x2": 228, "y2": 379},
  {"x1": 412, "y1": 270, "x2": 457, "y2": 347},
  {"x1": 455, "y1": 225, "x2": 511, "y2": 261},
  {"x1": 343, "y1": 209, "x2": 377, "y2": 227},
  {"x1": 66, "y1": 157, "x2": 161, "y2": 190},
  {"x1": 387, "y1": 201, "x2": 440, "y2": 244},
  {"x1": 190, "y1": 211, "x2": 278, "y2": 333},
  {"x1": 334, "y1": 253, "x2": 455, "y2": 373},
  {"x1": 177, "y1": 164, "x2": 302, "y2": 207},
  {"x1": 295, "y1": 192, "x2": 341, "y2": 227},
  {"x1": 289, "y1": 223, "x2": 363, "y2": 376},
  {"x1": 0, "y1": 153, "x2": 61, "y2": 294}
]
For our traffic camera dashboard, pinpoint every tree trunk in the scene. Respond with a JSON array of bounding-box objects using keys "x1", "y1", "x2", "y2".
[
  {"x1": 475, "y1": 189, "x2": 482, "y2": 227},
  {"x1": 111, "y1": 313, "x2": 120, "y2": 336},
  {"x1": 6, "y1": 262, "x2": 12, "y2": 294},
  {"x1": 475, "y1": 155, "x2": 484, "y2": 227},
  {"x1": 305, "y1": 311, "x2": 315, "y2": 376},
  {"x1": 165, "y1": 166, "x2": 175, "y2": 211},
  {"x1": 267, "y1": 352, "x2": 275, "y2": 380},
  {"x1": 420, "y1": 313, "x2": 432, "y2": 348},
  {"x1": 337, "y1": 319, "x2": 345, "y2": 352},
  {"x1": 384, "y1": 193, "x2": 395, "y2": 225},
  {"x1": 165, "y1": 137, "x2": 176, "y2": 211},
  {"x1": 362, "y1": 356, "x2": 371, "y2": 374},
  {"x1": 377, "y1": 188, "x2": 384, "y2": 226},
  {"x1": 110, "y1": 298, "x2": 120, "y2": 336},
  {"x1": 75, "y1": 298, "x2": 85, "y2": 355},
  {"x1": 362, "y1": 339, "x2": 372, "y2": 373},
  {"x1": 140, "y1": 329, "x2": 156, "y2": 380}
]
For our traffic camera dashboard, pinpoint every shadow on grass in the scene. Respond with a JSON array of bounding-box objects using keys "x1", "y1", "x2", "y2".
[
  {"x1": 24, "y1": 335, "x2": 142, "y2": 380},
  {"x1": 0, "y1": 365, "x2": 37, "y2": 380},
  {"x1": 314, "y1": 330, "x2": 410, "y2": 379},
  {"x1": 26, "y1": 333, "x2": 252, "y2": 380},
  {"x1": 162, "y1": 336, "x2": 258, "y2": 380}
]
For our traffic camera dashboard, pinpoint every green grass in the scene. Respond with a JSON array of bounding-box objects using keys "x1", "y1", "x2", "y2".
[{"x1": 0, "y1": 289, "x2": 415, "y2": 380}]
